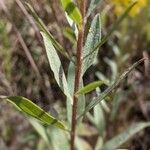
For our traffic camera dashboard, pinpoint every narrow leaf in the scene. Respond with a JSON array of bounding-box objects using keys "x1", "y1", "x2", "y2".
[
  {"x1": 86, "y1": 0, "x2": 102, "y2": 17},
  {"x1": 29, "y1": 118, "x2": 50, "y2": 145},
  {"x1": 60, "y1": 0, "x2": 82, "y2": 27},
  {"x1": 41, "y1": 32, "x2": 72, "y2": 103},
  {"x1": 66, "y1": 60, "x2": 75, "y2": 124},
  {"x1": 75, "y1": 81, "x2": 106, "y2": 96},
  {"x1": 63, "y1": 27, "x2": 76, "y2": 43},
  {"x1": 49, "y1": 128, "x2": 70, "y2": 150},
  {"x1": 67, "y1": 60, "x2": 85, "y2": 124},
  {"x1": 4, "y1": 96, "x2": 66, "y2": 130},
  {"x1": 82, "y1": 14, "x2": 101, "y2": 75},
  {"x1": 83, "y1": 1, "x2": 137, "y2": 61},
  {"x1": 26, "y1": 3, "x2": 70, "y2": 60},
  {"x1": 94, "y1": 104, "x2": 105, "y2": 136},
  {"x1": 78, "y1": 59, "x2": 145, "y2": 119},
  {"x1": 102, "y1": 122, "x2": 150, "y2": 150}
]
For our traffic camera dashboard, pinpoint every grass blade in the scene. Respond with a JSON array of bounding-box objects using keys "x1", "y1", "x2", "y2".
[
  {"x1": 83, "y1": 1, "x2": 137, "y2": 61},
  {"x1": 102, "y1": 122, "x2": 150, "y2": 150},
  {"x1": 26, "y1": 3, "x2": 71, "y2": 60},
  {"x1": 77, "y1": 58, "x2": 145, "y2": 119},
  {"x1": 2, "y1": 96, "x2": 66, "y2": 130}
]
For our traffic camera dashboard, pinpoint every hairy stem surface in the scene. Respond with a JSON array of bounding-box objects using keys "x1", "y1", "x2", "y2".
[{"x1": 70, "y1": 0, "x2": 86, "y2": 150}]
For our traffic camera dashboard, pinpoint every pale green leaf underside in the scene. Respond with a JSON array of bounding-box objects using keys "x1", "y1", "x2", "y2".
[
  {"x1": 76, "y1": 80, "x2": 106, "y2": 96},
  {"x1": 78, "y1": 59, "x2": 145, "y2": 119},
  {"x1": 41, "y1": 32, "x2": 72, "y2": 104},
  {"x1": 5, "y1": 96, "x2": 66, "y2": 130},
  {"x1": 82, "y1": 14, "x2": 101, "y2": 76},
  {"x1": 60, "y1": 0, "x2": 82, "y2": 27},
  {"x1": 102, "y1": 122, "x2": 150, "y2": 150}
]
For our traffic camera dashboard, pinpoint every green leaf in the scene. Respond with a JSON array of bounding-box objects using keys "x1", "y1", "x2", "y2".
[
  {"x1": 67, "y1": 60, "x2": 85, "y2": 125},
  {"x1": 4, "y1": 96, "x2": 66, "y2": 130},
  {"x1": 63, "y1": 27, "x2": 76, "y2": 43},
  {"x1": 60, "y1": 0, "x2": 82, "y2": 27},
  {"x1": 83, "y1": 1, "x2": 137, "y2": 61},
  {"x1": 29, "y1": 118, "x2": 50, "y2": 145},
  {"x1": 75, "y1": 81, "x2": 106, "y2": 96},
  {"x1": 41, "y1": 32, "x2": 72, "y2": 103},
  {"x1": 66, "y1": 60, "x2": 75, "y2": 125},
  {"x1": 48, "y1": 128, "x2": 69, "y2": 150},
  {"x1": 76, "y1": 137, "x2": 92, "y2": 150},
  {"x1": 77, "y1": 59, "x2": 145, "y2": 119},
  {"x1": 102, "y1": 122, "x2": 150, "y2": 150},
  {"x1": 26, "y1": 3, "x2": 70, "y2": 61},
  {"x1": 94, "y1": 104, "x2": 105, "y2": 136},
  {"x1": 104, "y1": 58, "x2": 118, "y2": 82},
  {"x1": 110, "y1": 90, "x2": 125, "y2": 121},
  {"x1": 82, "y1": 14, "x2": 101, "y2": 75},
  {"x1": 86, "y1": 0, "x2": 102, "y2": 17}
]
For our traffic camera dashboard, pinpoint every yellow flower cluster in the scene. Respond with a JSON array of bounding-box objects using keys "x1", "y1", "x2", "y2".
[{"x1": 112, "y1": 0, "x2": 147, "y2": 17}]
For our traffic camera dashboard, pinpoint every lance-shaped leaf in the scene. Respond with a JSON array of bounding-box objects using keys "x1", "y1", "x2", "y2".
[
  {"x1": 60, "y1": 0, "x2": 82, "y2": 27},
  {"x1": 78, "y1": 59, "x2": 145, "y2": 119},
  {"x1": 26, "y1": 3, "x2": 70, "y2": 60},
  {"x1": 75, "y1": 81, "x2": 106, "y2": 96},
  {"x1": 67, "y1": 60, "x2": 85, "y2": 125},
  {"x1": 63, "y1": 27, "x2": 76, "y2": 44},
  {"x1": 3, "y1": 96, "x2": 66, "y2": 130},
  {"x1": 86, "y1": 0, "x2": 102, "y2": 17},
  {"x1": 41, "y1": 32, "x2": 72, "y2": 103},
  {"x1": 102, "y1": 122, "x2": 150, "y2": 150},
  {"x1": 29, "y1": 118, "x2": 50, "y2": 145},
  {"x1": 83, "y1": 1, "x2": 137, "y2": 61},
  {"x1": 82, "y1": 14, "x2": 101, "y2": 76},
  {"x1": 49, "y1": 127, "x2": 70, "y2": 150}
]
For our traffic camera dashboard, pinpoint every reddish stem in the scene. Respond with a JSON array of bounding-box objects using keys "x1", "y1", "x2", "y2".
[{"x1": 70, "y1": 1, "x2": 86, "y2": 150}]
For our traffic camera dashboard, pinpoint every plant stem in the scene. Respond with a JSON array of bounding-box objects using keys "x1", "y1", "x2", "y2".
[{"x1": 70, "y1": 0, "x2": 86, "y2": 150}]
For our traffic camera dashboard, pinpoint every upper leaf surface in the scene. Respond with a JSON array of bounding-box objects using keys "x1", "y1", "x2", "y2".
[
  {"x1": 5, "y1": 96, "x2": 66, "y2": 130},
  {"x1": 60, "y1": 0, "x2": 82, "y2": 27}
]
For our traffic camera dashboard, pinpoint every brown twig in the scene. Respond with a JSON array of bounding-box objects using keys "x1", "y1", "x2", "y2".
[
  {"x1": 143, "y1": 51, "x2": 150, "y2": 77},
  {"x1": 70, "y1": 0, "x2": 86, "y2": 150}
]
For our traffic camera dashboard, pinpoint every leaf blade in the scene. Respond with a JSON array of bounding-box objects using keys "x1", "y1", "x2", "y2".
[
  {"x1": 78, "y1": 59, "x2": 145, "y2": 119},
  {"x1": 41, "y1": 32, "x2": 72, "y2": 103},
  {"x1": 26, "y1": 3, "x2": 70, "y2": 60},
  {"x1": 75, "y1": 80, "x2": 106, "y2": 96},
  {"x1": 86, "y1": 0, "x2": 102, "y2": 17},
  {"x1": 83, "y1": 1, "x2": 137, "y2": 61},
  {"x1": 102, "y1": 122, "x2": 150, "y2": 150},
  {"x1": 60, "y1": 0, "x2": 82, "y2": 27},
  {"x1": 5, "y1": 96, "x2": 66, "y2": 130},
  {"x1": 82, "y1": 14, "x2": 101, "y2": 75}
]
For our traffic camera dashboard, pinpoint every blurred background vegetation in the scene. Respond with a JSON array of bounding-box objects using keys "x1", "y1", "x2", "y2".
[{"x1": 0, "y1": 0, "x2": 150, "y2": 149}]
